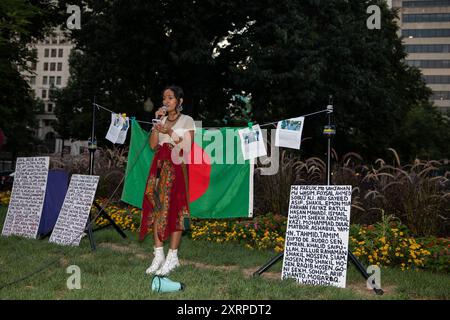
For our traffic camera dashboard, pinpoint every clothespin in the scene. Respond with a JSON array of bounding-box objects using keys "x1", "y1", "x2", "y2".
[
  {"x1": 131, "y1": 116, "x2": 136, "y2": 122},
  {"x1": 122, "y1": 113, "x2": 127, "y2": 119},
  {"x1": 247, "y1": 121, "x2": 253, "y2": 130}
]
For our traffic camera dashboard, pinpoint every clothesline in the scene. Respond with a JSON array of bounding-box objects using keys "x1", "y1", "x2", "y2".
[{"x1": 93, "y1": 102, "x2": 333, "y2": 128}]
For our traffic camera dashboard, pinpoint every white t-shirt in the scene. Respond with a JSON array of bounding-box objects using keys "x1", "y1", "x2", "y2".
[{"x1": 158, "y1": 114, "x2": 196, "y2": 146}]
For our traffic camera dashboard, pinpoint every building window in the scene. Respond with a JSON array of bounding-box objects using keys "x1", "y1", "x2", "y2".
[
  {"x1": 31, "y1": 61, "x2": 37, "y2": 70},
  {"x1": 44, "y1": 120, "x2": 53, "y2": 126},
  {"x1": 49, "y1": 76, "x2": 55, "y2": 85},
  {"x1": 29, "y1": 76, "x2": 36, "y2": 85},
  {"x1": 42, "y1": 89, "x2": 47, "y2": 99},
  {"x1": 47, "y1": 103, "x2": 54, "y2": 113},
  {"x1": 403, "y1": 29, "x2": 450, "y2": 38},
  {"x1": 57, "y1": 62, "x2": 62, "y2": 71},
  {"x1": 51, "y1": 48, "x2": 57, "y2": 57},
  {"x1": 49, "y1": 89, "x2": 56, "y2": 99},
  {"x1": 403, "y1": 0, "x2": 450, "y2": 7},
  {"x1": 58, "y1": 48, "x2": 63, "y2": 58},
  {"x1": 405, "y1": 44, "x2": 450, "y2": 53},
  {"x1": 406, "y1": 60, "x2": 450, "y2": 68},
  {"x1": 60, "y1": 37, "x2": 66, "y2": 44},
  {"x1": 432, "y1": 91, "x2": 450, "y2": 100},
  {"x1": 44, "y1": 62, "x2": 48, "y2": 71},
  {"x1": 56, "y1": 76, "x2": 62, "y2": 85},
  {"x1": 43, "y1": 76, "x2": 48, "y2": 85},
  {"x1": 403, "y1": 13, "x2": 450, "y2": 23},
  {"x1": 423, "y1": 75, "x2": 450, "y2": 84},
  {"x1": 51, "y1": 37, "x2": 57, "y2": 44},
  {"x1": 44, "y1": 48, "x2": 49, "y2": 57},
  {"x1": 50, "y1": 62, "x2": 56, "y2": 71}
]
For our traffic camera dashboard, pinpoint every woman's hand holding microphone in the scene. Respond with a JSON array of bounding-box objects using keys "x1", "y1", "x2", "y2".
[{"x1": 153, "y1": 106, "x2": 171, "y2": 135}]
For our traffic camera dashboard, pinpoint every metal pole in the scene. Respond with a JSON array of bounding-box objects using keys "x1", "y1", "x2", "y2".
[{"x1": 86, "y1": 97, "x2": 97, "y2": 251}]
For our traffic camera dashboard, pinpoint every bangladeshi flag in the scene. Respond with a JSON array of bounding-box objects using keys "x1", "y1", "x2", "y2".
[{"x1": 120, "y1": 120, "x2": 253, "y2": 218}]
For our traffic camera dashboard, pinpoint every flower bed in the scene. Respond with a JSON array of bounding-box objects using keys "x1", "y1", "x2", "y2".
[
  {"x1": 92, "y1": 198, "x2": 141, "y2": 232},
  {"x1": 190, "y1": 214, "x2": 287, "y2": 253},
  {"x1": 0, "y1": 190, "x2": 10, "y2": 207},
  {"x1": 350, "y1": 223, "x2": 449, "y2": 273},
  {"x1": 0, "y1": 191, "x2": 448, "y2": 272},
  {"x1": 191, "y1": 215, "x2": 449, "y2": 273}
]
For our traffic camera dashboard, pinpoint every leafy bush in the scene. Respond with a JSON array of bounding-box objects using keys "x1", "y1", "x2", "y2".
[
  {"x1": 349, "y1": 214, "x2": 449, "y2": 273},
  {"x1": 0, "y1": 190, "x2": 10, "y2": 206},
  {"x1": 50, "y1": 146, "x2": 128, "y2": 200},
  {"x1": 255, "y1": 148, "x2": 450, "y2": 236},
  {"x1": 190, "y1": 213, "x2": 449, "y2": 273},
  {"x1": 190, "y1": 214, "x2": 287, "y2": 252},
  {"x1": 254, "y1": 149, "x2": 325, "y2": 216},
  {"x1": 340, "y1": 149, "x2": 450, "y2": 236},
  {"x1": 92, "y1": 198, "x2": 140, "y2": 232}
]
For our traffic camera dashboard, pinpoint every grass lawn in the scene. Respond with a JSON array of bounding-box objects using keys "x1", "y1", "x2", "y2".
[{"x1": 0, "y1": 206, "x2": 449, "y2": 300}]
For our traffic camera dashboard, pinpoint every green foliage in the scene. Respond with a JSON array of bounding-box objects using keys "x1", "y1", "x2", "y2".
[
  {"x1": 50, "y1": 146, "x2": 128, "y2": 199},
  {"x1": 349, "y1": 217, "x2": 449, "y2": 273},
  {"x1": 0, "y1": 0, "x2": 63, "y2": 154},
  {"x1": 345, "y1": 150, "x2": 450, "y2": 236},
  {"x1": 255, "y1": 149, "x2": 450, "y2": 236},
  {"x1": 393, "y1": 103, "x2": 450, "y2": 160},
  {"x1": 54, "y1": 0, "x2": 440, "y2": 160},
  {"x1": 255, "y1": 149, "x2": 326, "y2": 216}
]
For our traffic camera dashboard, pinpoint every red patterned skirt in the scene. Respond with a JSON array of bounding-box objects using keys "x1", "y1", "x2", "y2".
[{"x1": 139, "y1": 143, "x2": 190, "y2": 242}]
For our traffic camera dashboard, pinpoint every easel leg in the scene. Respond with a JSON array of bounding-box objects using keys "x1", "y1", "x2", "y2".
[
  {"x1": 92, "y1": 201, "x2": 127, "y2": 238},
  {"x1": 86, "y1": 214, "x2": 96, "y2": 251},
  {"x1": 347, "y1": 250, "x2": 384, "y2": 295},
  {"x1": 253, "y1": 252, "x2": 284, "y2": 277}
]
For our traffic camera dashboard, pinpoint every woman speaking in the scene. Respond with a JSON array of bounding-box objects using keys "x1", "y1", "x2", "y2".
[{"x1": 140, "y1": 85, "x2": 195, "y2": 276}]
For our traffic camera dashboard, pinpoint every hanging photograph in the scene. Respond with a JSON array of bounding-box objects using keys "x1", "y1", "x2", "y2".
[
  {"x1": 238, "y1": 124, "x2": 267, "y2": 160},
  {"x1": 275, "y1": 116, "x2": 305, "y2": 149},
  {"x1": 105, "y1": 113, "x2": 125, "y2": 144}
]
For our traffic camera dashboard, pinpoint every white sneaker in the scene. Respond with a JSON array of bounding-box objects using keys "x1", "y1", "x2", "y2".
[
  {"x1": 155, "y1": 249, "x2": 180, "y2": 276},
  {"x1": 145, "y1": 247, "x2": 165, "y2": 274}
]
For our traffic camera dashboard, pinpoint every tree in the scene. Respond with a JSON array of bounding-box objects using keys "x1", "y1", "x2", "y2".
[
  {"x1": 393, "y1": 103, "x2": 450, "y2": 160},
  {"x1": 218, "y1": 0, "x2": 434, "y2": 159},
  {"x1": 56, "y1": 0, "x2": 444, "y2": 160},
  {"x1": 0, "y1": 0, "x2": 63, "y2": 157}
]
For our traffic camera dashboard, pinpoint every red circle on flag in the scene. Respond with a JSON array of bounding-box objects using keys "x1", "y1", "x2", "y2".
[{"x1": 188, "y1": 143, "x2": 211, "y2": 202}]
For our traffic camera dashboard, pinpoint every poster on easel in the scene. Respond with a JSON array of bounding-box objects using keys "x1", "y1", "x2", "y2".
[
  {"x1": 1, "y1": 157, "x2": 49, "y2": 239},
  {"x1": 281, "y1": 185, "x2": 352, "y2": 288},
  {"x1": 49, "y1": 174, "x2": 99, "y2": 246}
]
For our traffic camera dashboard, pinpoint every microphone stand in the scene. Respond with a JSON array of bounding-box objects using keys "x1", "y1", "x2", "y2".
[{"x1": 85, "y1": 97, "x2": 127, "y2": 252}]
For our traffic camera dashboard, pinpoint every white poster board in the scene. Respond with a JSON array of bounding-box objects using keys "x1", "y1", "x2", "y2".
[
  {"x1": 49, "y1": 175, "x2": 99, "y2": 246},
  {"x1": 1, "y1": 157, "x2": 49, "y2": 239},
  {"x1": 282, "y1": 185, "x2": 352, "y2": 288}
]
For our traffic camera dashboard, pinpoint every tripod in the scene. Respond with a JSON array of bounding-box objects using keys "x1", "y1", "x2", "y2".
[
  {"x1": 253, "y1": 100, "x2": 384, "y2": 295},
  {"x1": 84, "y1": 97, "x2": 127, "y2": 251}
]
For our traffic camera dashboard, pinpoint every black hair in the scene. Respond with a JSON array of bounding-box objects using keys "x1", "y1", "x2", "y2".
[{"x1": 162, "y1": 85, "x2": 184, "y2": 102}]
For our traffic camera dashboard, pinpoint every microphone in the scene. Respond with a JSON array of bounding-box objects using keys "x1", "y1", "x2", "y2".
[
  {"x1": 152, "y1": 106, "x2": 168, "y2": 126},
  {"x1": 159, "y1": 106, "x2": 168, "y2": 119}
]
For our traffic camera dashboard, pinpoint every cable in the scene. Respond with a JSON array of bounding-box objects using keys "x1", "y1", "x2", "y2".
[{"x1": 93, "y1": 101, "x2": 332, "y2": 129}]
